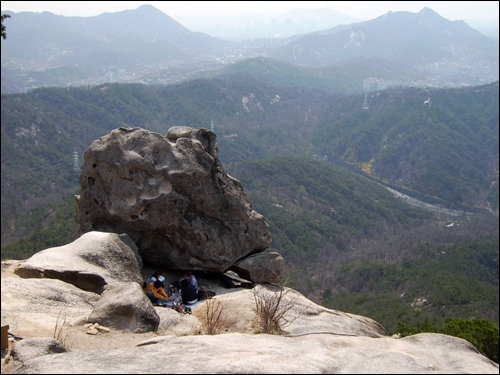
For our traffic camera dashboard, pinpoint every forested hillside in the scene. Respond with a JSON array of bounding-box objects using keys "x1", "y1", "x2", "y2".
[
  {"x1": 311, "y1": 83, "x2": 499, "y2": 210},
  {"x1": 193, "y1": 56, "x2": 428, "y2": 94},
  {"x1": 227, "y1": 156, "x2": 499, "y2": 333},
  {"x1": 2, "y1": 78, "x2": 498, "y2": 248}
]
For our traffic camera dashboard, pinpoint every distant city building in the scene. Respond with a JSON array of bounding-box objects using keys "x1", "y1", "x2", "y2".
[
  {"x1": 362, "y1": 77, "x2": 401, "y2": 92},
  {"x1": 414, "y1": 62, "x2": 459, "y2": 77},
  {"x1": 105, "y1": 71, "x2": 113, "y2": 83}
]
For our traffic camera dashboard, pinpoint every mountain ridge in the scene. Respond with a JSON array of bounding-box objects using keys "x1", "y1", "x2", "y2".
[
  {"x1": 2, "y1": 5, "x2": 498, "y2": 93},
  {"x1": 266, "y1": 7, "x2": 498, "y2": 85}
]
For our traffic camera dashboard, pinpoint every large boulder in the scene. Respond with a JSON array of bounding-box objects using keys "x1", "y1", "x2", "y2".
[
  {"x1": 231, "y1": 252, "x2": 285, "y2": 284},
  {"x1": 75, "y1": 127, "x2": 272, "y2": 272},
  {"x1": 13, "y1": 231, "x2": 143, "y2": 293},
  {"x1": 87, "y1": 282, "x2": 160, "y2": 333}
]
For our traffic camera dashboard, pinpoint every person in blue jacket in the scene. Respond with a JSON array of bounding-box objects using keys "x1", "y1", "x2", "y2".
[{"x1": 184, "y1": 271, "x2": 199, "y2": 292}]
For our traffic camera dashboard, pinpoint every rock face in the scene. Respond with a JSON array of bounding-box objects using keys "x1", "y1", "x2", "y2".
[
  {"x1": 2, "y1": 253, "x2": 498, "y2": 374},
  {"x1": 7, "y1": 333, "x2": 500, "y2": 374},
  {"x1": 87, "y1": 282, "x2": 160, "y2": 333},
  {"x1": 10, "y1": 338, "x2": 67, "y2": 363},
  {"x1": 75, "y1": 127, "x2": 272, "y2": 273},
  {"x1": 231, "y1": 252, "x2": 285, "y2": 284},
  {"x1": 14, "y1": 231, "x2": 143, "y2": 293}
]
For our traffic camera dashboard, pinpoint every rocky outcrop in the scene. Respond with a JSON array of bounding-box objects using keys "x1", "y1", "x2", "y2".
[
  {"x1": 75, "y1": 127, "x2": 272, "y2": 274},
  {"x1": 1, "y1": 276, "x2": 101, "y2": 339},
  {"x1": 87, "y1": 282, "x2": 160, "y2": 333},
  {"x1": 231, "y1": 252, "x2": 285, "y2": 284},
  {"x1": 10, "y1": 338, "x2": 67, "y2": 363},
  {"x1": 13, "y1": 231, "x2": 143, "y2": 293},
  {"x1": 6, "y1": 332, "x2": 499, "y2": 374},
  {"x1": 2, "y1": 256, "x2": 498, "y2": 374}
]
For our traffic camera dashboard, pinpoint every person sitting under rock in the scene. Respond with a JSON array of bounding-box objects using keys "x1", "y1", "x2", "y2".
[
  {"x1": 183, "y1": 271, "x2": 199, "y2": 292},
  {"x1": 145, "y1": 270, "x2": 165, "y2": 287},
  {"x1": 180, "y1": 278, "x2": 198, "y2": 305},
  {"x1": 145, "y1": 280, "x2": 170, "y2": 306}
]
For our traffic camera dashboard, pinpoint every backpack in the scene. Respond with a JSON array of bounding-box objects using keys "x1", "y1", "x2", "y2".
[{"x1": 198, "y1": 289, "x2": 216, "y2": 300}]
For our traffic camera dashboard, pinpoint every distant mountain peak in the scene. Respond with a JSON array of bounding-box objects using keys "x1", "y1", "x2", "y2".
[
  {"x1": 378, "y1": 7, "x2": 444, "y2": 21},
  {"x1": 137, "y1": 4, "x2": 157, "y2": 10},
  {"x1": 93, "y1": 4, "x2": 192, "y2": 37},
  {"x1": 417, "y1": 7, "x2": 448, "y2": 22},
  {"x1": 135, "y1": 4, "x2": 164, "y2": 14},
  {"x1": 419, "y1": 7, "x2": 440, "y2": 16}
]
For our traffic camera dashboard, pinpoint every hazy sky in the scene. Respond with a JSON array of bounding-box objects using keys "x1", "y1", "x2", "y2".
[{"x1": 1, "y1": 1, "x2": 499, "y2": 21}]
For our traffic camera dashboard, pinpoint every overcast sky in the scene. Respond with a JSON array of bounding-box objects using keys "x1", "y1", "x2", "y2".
[{"x1": 1, "y1": 1, "x2": 499, "y2": 21}]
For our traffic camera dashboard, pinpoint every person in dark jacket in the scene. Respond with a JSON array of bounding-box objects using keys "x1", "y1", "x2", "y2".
[
  {"x1": 180, "y1": 278, "x2": 198, "y2": 305},
  {"x1": 184, "y1": 271, "x2": 199, "y2": 292}
]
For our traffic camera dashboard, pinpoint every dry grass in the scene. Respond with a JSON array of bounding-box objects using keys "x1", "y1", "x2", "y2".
[
  {"x1": 194, "y1": 295, "x2": 232, "y2": 335},
  {"x1": 53, "y1": 310, "x2": 75, "y2": 349},
  {"x1": 252, "y1": 274, "x2": 300, "y2": 335}
]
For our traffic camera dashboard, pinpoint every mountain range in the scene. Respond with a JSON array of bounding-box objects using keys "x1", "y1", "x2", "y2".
[
  {"x1": 1, "y1": 5, "x2": 232, "y2": 69},
  {"x1": 1, "y1": 5, "x2": 498, "y2": 94}
]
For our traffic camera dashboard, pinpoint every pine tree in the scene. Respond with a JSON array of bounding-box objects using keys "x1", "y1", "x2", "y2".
[{"x1": 1, "y1": 14, "x2": 10, "y2": 39}]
